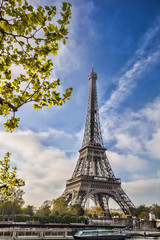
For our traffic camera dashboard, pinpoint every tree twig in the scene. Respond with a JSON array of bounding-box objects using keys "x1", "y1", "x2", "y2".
[{"x1": 16, "y1": 85, "x2": 42, "y2": 109}]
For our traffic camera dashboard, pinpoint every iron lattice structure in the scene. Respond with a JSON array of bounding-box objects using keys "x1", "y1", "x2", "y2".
[{"x1": 63, "y1": 68, "x2": 136, "y2": 216}]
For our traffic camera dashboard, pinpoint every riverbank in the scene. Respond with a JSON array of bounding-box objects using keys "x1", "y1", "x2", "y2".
[
  {"x1": 0, "y1": 227, "x2": 160, "y2": 240},
  {"x1": 126, "y1": 230, "x2": 160, "y2": 237}
]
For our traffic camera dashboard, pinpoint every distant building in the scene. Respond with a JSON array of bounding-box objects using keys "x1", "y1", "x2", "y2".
[{"x1": 149, "y1": 208, "x2": 156, "y2": 221}]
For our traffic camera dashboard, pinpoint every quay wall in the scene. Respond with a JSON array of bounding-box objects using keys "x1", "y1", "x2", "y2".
[{"x1": 89, "y1": 218, "x2": 159, "y2": 231}]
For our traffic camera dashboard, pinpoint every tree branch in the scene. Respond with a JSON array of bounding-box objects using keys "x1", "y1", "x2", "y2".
[
  {"x1": 0, "y1": 0, "x2": 3, "y2": 10},
  {"x1": 0, "y1": 29, "x2": 5, "y2": 45},
  {"x1": 16, "y1": 85, "x2": 42, "y2": 109},
  {"x1": 0, "y1": 97, "x2": 18, "y2": 112},
  {"x1": 0, "y1": 184, "x2": 7, "y2": 189}
]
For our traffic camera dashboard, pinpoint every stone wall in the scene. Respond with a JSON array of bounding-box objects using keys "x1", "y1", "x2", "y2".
[{"x1": 89, "y1": 217, "x2": 158, "y2": 230}]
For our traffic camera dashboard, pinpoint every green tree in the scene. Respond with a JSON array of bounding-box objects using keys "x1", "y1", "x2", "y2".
[
  {"x1": 49, "y1": 214, "x2": 56, "y2": 223},
  {"x1": 55, "y1": 215, "x2": 63, "y2": 223},
  {"x1": 0, "y1": 188, "x2": 24, "y2": 215},
  {"x1": 37, "y1": 200, "x2": 51, "y2": 216},
  {"x1": 71, "y1": 215, "x2": 77, "y2": 223},
  {"x1": 52, "y1": 196, "x2": 68, "y2": 215},
  {"x1": 152, "y1": 204, "x2": 160, "y2": 219},
  {"x1": 87, "y1": 206, "x2": 102, "y2": 217},
  {"x1": 0, "y1": 0, "x2": 72, "y2": 132},
  {"x1": 63, "y1": 214, "x2": 71, "y2": 223},
  {"x1": 32, "y1": 215, "x2": 39, "y2": 222},
  {"x1": 0, "y1": 200, "x2": 21, "y2": 215},
  {"x1": 39, "y1": 215, "x2": 48, "y2": 223},
  {"x1": 0, "y1": 152, "x2": 25, "y2": 198},
  {"x1": 136, "y1": 205, "x2": 149, "y2": 220},
  {"x1": 79, "y1": 215, "x2": 84, "y2": 223},
  {"x1": 110, "y1": 211, "x2": 121, "y2": 218},
  {"x1": 22, "y1": 205, "x2": 34, "y2": 216},
  {"x1": 14, "y1": 214, "x2": 30, "y2": 222},
  {"x1": 69, "y1": 204, "x2": 84, "y2": 216}
]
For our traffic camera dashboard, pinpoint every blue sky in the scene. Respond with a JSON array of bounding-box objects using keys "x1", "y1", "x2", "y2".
[{"x1": 0, "y1": 0, "x2": 160, "y2": 209}]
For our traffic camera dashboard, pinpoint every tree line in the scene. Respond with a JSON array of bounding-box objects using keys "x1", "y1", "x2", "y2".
[
  {"x1": 0, "y1": 196, "x2": 85, "y2": 223},
  {"x1": 0, "y1": 192, "x2": 160, "y2": 223}
]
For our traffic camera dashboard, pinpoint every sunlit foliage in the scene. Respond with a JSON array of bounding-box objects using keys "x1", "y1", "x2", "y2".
[
  {"x1": 0, "y1": 0, "x2": 72, "y2": 131},
  {"x1": 0, "y1": 152, "x2": 25, "y2": 197}
]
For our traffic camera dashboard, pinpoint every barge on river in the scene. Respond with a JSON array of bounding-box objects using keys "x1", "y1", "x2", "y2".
[{"x1": 74, "y1": 228, "x2": 126, "y2": 240}]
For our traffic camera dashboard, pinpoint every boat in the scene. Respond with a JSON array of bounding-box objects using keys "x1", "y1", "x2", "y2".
[{"x1": 74, "y1": 228, "x2": 126, "y2": 240}]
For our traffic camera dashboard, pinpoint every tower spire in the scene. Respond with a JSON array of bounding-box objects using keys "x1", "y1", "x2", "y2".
[
  {"x1": 82, "y1": 66, "x2": 103, "y2": 147},
  {"x1": 92, "y1": 62, "x2": 94, "y2": 72}
]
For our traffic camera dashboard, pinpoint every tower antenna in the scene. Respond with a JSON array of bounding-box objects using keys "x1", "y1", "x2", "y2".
[{"x1": 92, "y1": 62, "x2": 94, "y2": 72}]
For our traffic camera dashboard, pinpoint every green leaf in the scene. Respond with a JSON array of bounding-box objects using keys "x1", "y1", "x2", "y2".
[
  {"x1": 27, "y1": 5, "x2": 33, "y2": 11},
  {"x1": 48, "y1": 23, "x2": 55, "y2": 31},
  {"x1": 62, "y1": 2, "x2": 67, "y2": 11},
  {"x1": 62, "y1": 38, "x2": 66, "y2": 44},
  {"x1": 45, "y1": 6, "x2": 50, "y2": 11},
  {"x1": 3, "y1": 117, "x2": 20, "y2": 132}
]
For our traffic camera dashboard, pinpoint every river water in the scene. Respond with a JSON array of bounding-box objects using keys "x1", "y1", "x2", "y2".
[
  {"x1": 126, "y1": 238, "x2": 160, "y2": 240},
  {"x1": 0, "y1": 238, "x2": 160, "y2": 240},
  {"x1": 127, "y1": 235, "x2": 160, "y2": 239}
]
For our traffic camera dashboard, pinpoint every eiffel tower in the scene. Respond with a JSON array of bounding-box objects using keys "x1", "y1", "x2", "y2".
[{"x1": 63, "y1": 67, "x2": 136, "y2": 216}]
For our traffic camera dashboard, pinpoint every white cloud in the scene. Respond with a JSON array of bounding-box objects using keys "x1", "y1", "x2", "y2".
[
  {"x1": 157, "y1": 170, "x2": 160, "y2": 178},
  {"x1": 114, "y1": 133, "x2": 142, "y2": 152},
  {"x1": 0, "y1": 130, "x2": 76, "y2": 207},
  {"x1": 128, "y1": 173, "x2": 150, "y2": 181},
  {"x1": 107, "y1": 151, "x2": 148, "y2": 173},
  {"x1": 35, "y1": 128, "x2": 73, "y2": 142},
  {"x1": 122, "y1": 178, "x2": 160, "y2": 195},
  {"x1": 101, "y1": 97, "x2": 160, "y2": 155},
  {"x1": 100, "y1": 96, "x2": 160, "y2": 197},
  {"x1": 121, "y1": 178, "x2": 160, "y2": 206},
  {"x1": 74, "y1": 128, "x2": 85, "y2": 149},
  {"x1": 134, "y1": 97, "x2": 160, "y2": 125},
  {"x1": 146, "y1": 129, "x2": 160, "y2": 161}
]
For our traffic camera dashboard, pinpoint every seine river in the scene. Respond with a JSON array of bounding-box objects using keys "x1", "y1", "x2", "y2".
[
  {"x1": 0, "y1": 238, "x2": 160, "y2": 240},
  {"x1": 126, "y1": 238, "x2": 160, "y2": 240}
]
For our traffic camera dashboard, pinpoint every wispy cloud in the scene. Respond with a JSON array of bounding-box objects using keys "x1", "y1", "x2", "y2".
[{"x1": 100, "y1": 16, "x2": 160, "y2": 113}]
